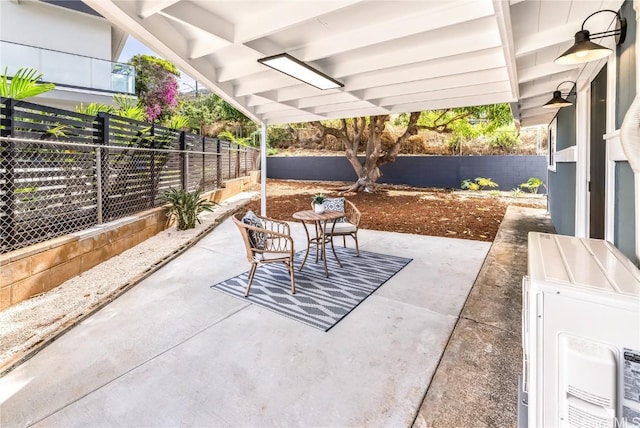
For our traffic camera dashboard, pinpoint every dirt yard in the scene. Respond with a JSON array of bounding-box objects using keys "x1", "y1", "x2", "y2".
[{"x1": 246, "y1": 179, "x2": 547, "y2": 242}]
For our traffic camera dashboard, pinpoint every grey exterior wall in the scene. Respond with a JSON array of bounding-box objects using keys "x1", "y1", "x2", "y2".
[
  {"x1": 614, "y1": 161, "x2": 636, "y2": 260},
  {"x1": 616, "y1": 0, "x2": 637, "y2": 128},
  {"x1": 548, "y1": 100, "x2": 577, "y2": 235},
  {"x1": 548, "y1": 164, "x2": 576, "y2": 236},
  {"x1": 267, "y1": 155, "x2": 547, "y2": 192}
]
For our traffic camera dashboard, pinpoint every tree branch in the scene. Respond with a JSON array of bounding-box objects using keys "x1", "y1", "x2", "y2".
[{"x1": 381, "y1": 111, "x2": 420, "y2": 164}]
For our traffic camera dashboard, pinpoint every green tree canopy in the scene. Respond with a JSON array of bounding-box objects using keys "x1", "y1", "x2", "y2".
[
  {"x1": 395, "y1": 103, "x2": 513, "y2": 139},
  {"x1": 177, "y1": 93, "x2": 251, "y2": 134}
]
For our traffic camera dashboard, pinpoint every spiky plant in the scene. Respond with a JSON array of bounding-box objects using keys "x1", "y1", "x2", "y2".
[
  {"x1": 0, "y1": 67, "x2": 55, "y2": 99},
  {"x1": 163, "y1": 188, "x2": 215, "y2": 230}
]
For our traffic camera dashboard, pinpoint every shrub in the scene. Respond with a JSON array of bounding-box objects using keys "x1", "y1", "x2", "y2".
[
  {"x1": 461, "y1": 177, "x2": 499, "y2": 191},
  {"x1": 461, "y1": 179, "x2": 479, "y2": 190},
  {"x1": 511, "y1": 188, "x2": 524, "y2": 198},
  {"x1": 163, "y1": 188, "x2": 215, "y2": 230},
  {"x1": 489, "y1": 132, "x2": 519, "y2": 152},
  {"x1": 475, "y1": 177, "x2": 498, "y2": 190},
  {"x1": 519, "y1": 177, "x2": 545, "y2": 194}
]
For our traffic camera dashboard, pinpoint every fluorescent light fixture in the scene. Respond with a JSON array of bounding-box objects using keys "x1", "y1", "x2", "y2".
[{"x1": 258, "y1": 53, "x2": 343, "y2": 90}]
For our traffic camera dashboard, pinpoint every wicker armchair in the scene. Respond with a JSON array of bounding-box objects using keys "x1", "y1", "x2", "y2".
[
  {"x1": 312, "y1": 198, "x2": 361, "y2": 256},
  {"x1": 232, "y1": 212, "x2": 296, "y2": 296}
]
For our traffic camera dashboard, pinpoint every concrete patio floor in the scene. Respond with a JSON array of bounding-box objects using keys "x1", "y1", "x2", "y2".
[{"x1": 1, "y1": 215, "x2": 491, "y2": 427}]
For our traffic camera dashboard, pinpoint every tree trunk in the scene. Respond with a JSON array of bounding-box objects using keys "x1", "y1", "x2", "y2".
[{"x1": 292, "y1": 113, "x2": 420, "y2": 192}]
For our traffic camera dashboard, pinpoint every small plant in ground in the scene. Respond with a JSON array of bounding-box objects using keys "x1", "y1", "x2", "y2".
[
  {"x1": 511, "y1": 188, "x2": 524, "y2": 198},
  {"x1": 163, "y1": 188, "x2": 216, "y2": 230},
  {"x1": 519, "y1": 177, "x2": 546, "y2": 194},
  {"x1": 489, "y1": 190, "x2": 501, "y2": 197},
  {"x1": 461, "y1": 179, "x2": 479, "y2": 191},
  {"x1": 475, "y1": 177, "x2": 499, "y2": 190},
  {"x1": 461, "y1": 177, "x2": 499, "y2": 191}
]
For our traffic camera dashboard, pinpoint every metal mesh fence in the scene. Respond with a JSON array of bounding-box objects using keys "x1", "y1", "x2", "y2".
[
  {"x1": 0, "y1": 98, "x2": 258, "y2": 254},
  {"x1": 0, "y1": 138, "x2": 98, "y2": 253},
  {"x1": 0, "y1": 135, "x2": 257, "y2": 254}
]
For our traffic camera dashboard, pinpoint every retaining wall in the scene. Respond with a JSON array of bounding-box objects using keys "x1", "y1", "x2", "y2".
[
  {"x1": 267, "y1": 155, "x2": 547, "y2": 192},
  {"x1": 0, "y1": 172, "x2": 259, "y2": 310}
]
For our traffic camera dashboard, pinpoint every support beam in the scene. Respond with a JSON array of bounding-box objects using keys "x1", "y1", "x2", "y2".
[
  {"x1": 260, "y1": 123, "x2": 267, "y2": 217},
  {"x1": 139, "y1": 0, "x2": 180, "y2": 19}
]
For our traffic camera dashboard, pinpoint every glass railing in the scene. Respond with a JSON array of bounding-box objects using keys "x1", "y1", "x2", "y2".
[{"x1": 0, "y1": 40, "x2": 135, "y2": 94}]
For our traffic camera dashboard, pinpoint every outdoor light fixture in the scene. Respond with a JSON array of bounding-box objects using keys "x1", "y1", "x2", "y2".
[
  {"x1": 555, "y1": 9, "x2": 627, "y2": 65},
  {"x1": 257, "y1": 53, "x2": 343, "y2": 90},
  {"x1": 543, "y1": 81, "x2": 576, "y2": 109}
]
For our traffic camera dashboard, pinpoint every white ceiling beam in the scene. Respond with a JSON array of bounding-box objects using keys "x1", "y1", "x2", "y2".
[
  {"x1": 492, "y1": 0, "x2": 519, "y2": 99},
  {"x1": 390, "y1": 91, "x2": 515, "y2": 113},
  {"x1": 311, "y1": 100, "x2": 377, "y2": 115},
  {"x1": 362, "y1": 68, "x2": 509, "y2": 100},
  {"x1": 260, "y1": 108, "x2": 326, "y2": 122},
  {"x1": 514, "y1": 22, "x2": 577, "y2": 57},
  {"x1": 319, "y1": 107, "x2": 391, "y2": 121},
  {"x1": 289, "y1": 0, "x2": 495, "y2": 63},
  {"x1": 263, "y1": 112, "x2": 327, "y2": 126},
  {"x1": 156, "y1": 3, "x2": 234, "y2": 44},
  {"x1": 218, "y1": 1, "x2": 497, "y2": 84},
  {"x1": 234, "y1": 0, "x2": 362, "y2": 43},
  {"x1": 254, "y1": 98, "x2": 308, "y2": 115},
  {"x1": 518, "y1": 93, "x2": 558, "y2": 110},
  {"x1": 296, "y1": 92, "x2": 361, "y2": 109},
  {"x1": 234, "y1": 72, "x2": 302, "y2": 97},
  {"x1": 375, "y1": 81, "x2": 512, "y2": 108},
  {"x1": 520, "y1": 112, "x2": 556, "y2": 127},
  {"x1": 138, "y1": 0, "x2": 179, "y2": 19},
  {"x1": 344, "y1": 48, "x2": 506, "y2": 92},
  {"x1": 327, "y1": 25, "x2": 502, "y2": 78},
  {"x1": 517, "y1": 62, "x2": 579, "y2": 84}
]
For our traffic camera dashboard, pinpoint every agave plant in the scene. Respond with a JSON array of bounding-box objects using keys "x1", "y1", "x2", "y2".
[
  {"x1": 0, "y1": 67, "x2": 55, "y2": 100},
  {"x1": 163, "y1": 188, "x2": 216, "y2": 230}
]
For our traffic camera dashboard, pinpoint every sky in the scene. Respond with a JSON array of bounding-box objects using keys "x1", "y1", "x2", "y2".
[{"x1": 118, "y1": 36, "x2": 198, "y2": 93}]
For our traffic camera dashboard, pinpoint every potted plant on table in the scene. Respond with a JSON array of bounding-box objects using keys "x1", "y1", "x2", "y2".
[{"x1": 312, "y1": 193, "x2": 326, "y2": 214}]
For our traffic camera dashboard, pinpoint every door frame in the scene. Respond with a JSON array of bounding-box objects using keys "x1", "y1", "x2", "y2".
[{"x1": 575, "y1": 54, "x2": 618, "y2": 239}]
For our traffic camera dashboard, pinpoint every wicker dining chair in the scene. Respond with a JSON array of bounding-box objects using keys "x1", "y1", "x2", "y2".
[
  {"x1": 232, "y1": 211, "x2": 296, "y2": 296},
  {"x1": 311, "y1": 198, "x2": 361, "y2": 256}
]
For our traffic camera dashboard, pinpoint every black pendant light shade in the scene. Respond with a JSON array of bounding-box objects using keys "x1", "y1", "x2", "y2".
[{"x1": 555, "y1": 10, "x2": 627, "y2": 65}]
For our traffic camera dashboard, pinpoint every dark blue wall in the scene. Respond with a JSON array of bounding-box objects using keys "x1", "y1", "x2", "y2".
[
  {"x1": 614, "y1": 161, "x2": 636, "y2": 260},
  {"x1": 267, "y1": 155, "x2": 548, "y2": 192}
]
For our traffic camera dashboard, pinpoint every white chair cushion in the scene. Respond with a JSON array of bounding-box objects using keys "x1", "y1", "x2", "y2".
[{"x1": 324, "y1": 222, "x2": 356, "y2": 233}]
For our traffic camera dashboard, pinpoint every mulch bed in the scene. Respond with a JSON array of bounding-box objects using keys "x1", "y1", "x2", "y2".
[{"x1": 244, "y1": 180, "x2": 545, "y2": 242}]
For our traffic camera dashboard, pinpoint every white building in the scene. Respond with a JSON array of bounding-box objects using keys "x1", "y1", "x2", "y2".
[{"x1": 0, "y1": 0, "x2": 134, "y2": 110}]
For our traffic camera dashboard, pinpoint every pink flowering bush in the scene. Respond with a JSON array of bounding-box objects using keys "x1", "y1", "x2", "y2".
[{"x1": 130, "y1": 55, "x2": 180, "y2": 122}]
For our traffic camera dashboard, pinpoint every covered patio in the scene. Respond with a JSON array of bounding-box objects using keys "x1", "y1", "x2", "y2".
[{"x1": 0, "y1": 201, "x2": 554, "y2": 427}]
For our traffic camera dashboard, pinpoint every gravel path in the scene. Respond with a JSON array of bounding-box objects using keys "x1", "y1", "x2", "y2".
[{"x1": 0, "y1": 192, "x2": 256, "y2": 374}]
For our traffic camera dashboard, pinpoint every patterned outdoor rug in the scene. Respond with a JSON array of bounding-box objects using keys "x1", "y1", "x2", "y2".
[{"x1": 211, "y1": 247, "x2": 412, "y2": 331}]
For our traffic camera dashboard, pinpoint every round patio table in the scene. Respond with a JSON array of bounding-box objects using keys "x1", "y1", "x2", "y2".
[{"x1": 292, "y1": 210, "x2": 344, "y2": 277}]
